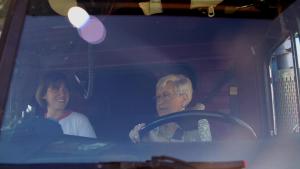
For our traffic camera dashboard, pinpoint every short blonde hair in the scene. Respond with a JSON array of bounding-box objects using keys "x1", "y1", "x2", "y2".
[{"x1": 156, "y1": 74, "x2": 193, "y2": 104}]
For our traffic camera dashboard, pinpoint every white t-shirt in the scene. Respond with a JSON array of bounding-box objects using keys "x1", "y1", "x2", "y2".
[{"x1": 58, "y1": 112, "x2": 97, "y2": 138}]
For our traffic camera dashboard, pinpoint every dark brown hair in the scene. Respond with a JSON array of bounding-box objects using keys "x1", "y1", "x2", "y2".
[{"x1": 35, "y1": 72, "x2": 70, "y2": 108}]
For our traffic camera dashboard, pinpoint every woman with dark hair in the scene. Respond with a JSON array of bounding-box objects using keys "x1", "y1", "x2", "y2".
[{"x1": 35, "y1": 72, "x2": 96, "y2": 138}]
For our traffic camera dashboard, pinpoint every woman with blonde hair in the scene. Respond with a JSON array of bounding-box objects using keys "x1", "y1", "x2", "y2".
[{"x1": 129, "y1": 74, "x2": 194, "y2": 142}]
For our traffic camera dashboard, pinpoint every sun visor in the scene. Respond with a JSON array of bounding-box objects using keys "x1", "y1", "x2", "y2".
[
  {"x1": 190, "y1": 0, "x2": 223, "y2": 9},
  {"x1": 139, "y1": 0, "x2": 163, "y2": 16}
]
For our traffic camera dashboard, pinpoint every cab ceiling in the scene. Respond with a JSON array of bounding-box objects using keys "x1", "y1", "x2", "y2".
[{"x1": 28, "y1": 0, "x2": 295, "y2": 19}]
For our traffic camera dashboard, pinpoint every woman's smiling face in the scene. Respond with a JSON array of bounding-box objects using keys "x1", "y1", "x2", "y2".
[{"x1": 43, "y1": 82, "x2": 70, "y2": 112}]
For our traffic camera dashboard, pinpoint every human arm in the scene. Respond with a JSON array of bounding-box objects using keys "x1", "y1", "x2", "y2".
[{"x1": 129, "y1": 123, "x2": 146, "y2": 143}]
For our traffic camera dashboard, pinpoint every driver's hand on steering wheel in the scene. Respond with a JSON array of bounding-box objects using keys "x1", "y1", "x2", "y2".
[{"x1": 129, "y1": 123, "x2": 146, "y2": 143}]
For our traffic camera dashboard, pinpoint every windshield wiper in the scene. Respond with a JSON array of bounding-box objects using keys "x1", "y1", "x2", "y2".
[
  {"x1": 0, "y1": 156, "x2": 245, "y2": 169},
  {"x1": 97, "y1": 156, "x2": 246, "y2": 169}
]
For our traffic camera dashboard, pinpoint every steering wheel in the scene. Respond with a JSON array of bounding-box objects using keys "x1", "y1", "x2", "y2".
[{"x1": 139, "y1": 110, "x2": 257, "y2": 142}]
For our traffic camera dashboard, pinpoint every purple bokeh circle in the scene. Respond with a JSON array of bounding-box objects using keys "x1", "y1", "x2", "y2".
[{"x1": 78, "y1": 16, "x2": 106, "y2": 44}]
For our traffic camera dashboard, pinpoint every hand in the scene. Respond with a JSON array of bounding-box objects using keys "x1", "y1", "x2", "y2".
[{"x1": 129, "y1": 123, "x2": 146, "y2": 143}]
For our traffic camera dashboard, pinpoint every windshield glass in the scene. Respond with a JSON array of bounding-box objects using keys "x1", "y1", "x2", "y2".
[{"x1": 0, "y1": 0, "x2": 300, "y2": 166}]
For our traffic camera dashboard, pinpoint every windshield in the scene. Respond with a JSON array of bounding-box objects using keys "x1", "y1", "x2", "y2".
[{"x1": 0, "y1": 0, "x2": 300, "y2": 167}]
